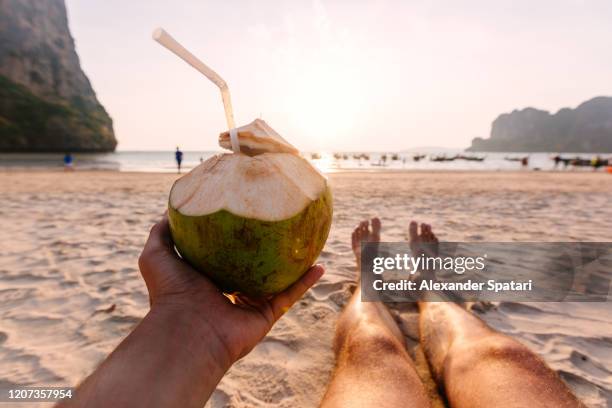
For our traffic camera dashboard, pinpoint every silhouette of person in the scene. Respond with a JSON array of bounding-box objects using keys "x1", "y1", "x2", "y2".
[
  {"x1": 175, "y1": 147, "x2": 183, "y2": 174},
  {"x1": 63, "y1": 153, "x2": 74, "y2": 171}
]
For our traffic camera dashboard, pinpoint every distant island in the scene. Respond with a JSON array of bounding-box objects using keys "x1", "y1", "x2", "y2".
[
  {"x1": 0, "y1": 0, "x2": 116, "y2": 152},
  {"x1": 467, "y1": 96, "x2": 612, "y2": 153}
]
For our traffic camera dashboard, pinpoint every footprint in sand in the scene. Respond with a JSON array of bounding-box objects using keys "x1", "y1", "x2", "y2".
[
  {"x1": 570, "y1": 350, "x2": 611, "y2": 380},
  {"x1": 309, "y1": 280, "x2": 346, "y2": 301}
]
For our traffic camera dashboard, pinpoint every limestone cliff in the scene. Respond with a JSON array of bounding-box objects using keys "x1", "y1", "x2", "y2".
[
  {"x1": 0, "y1": 0, "x2": 116, "y2": 152},
  {"x1": 468, "y1": 97, "x2": 612, "y2": 153}
]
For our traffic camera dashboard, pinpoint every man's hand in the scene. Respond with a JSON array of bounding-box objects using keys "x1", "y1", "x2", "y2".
[{"x1": 138, "y1": 215, "x2": 325, "y2": 365}]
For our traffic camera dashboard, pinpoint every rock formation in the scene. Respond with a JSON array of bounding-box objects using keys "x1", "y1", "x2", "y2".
[
  {"x1": 468, "y1": 97, "x2": 612, "y2": 153},
  {"x1": 0, "y1": 0, "x2": 116, "y2": 152}
]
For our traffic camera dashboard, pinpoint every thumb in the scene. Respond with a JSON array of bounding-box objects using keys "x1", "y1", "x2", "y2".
[{"x1": 269, "y1": 265, "x2": 325, "y2": 321}]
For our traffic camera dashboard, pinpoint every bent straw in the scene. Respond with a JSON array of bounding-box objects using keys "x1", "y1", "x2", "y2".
[{"x1": 152, "y1": 27, "x2": 240, "y2": 153}]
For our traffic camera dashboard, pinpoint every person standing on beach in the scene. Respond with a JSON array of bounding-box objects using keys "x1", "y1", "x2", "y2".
[
  {"x1": 175, "y1": 147, "x2": 183, "y2": 174},
  {"x1": 58, "y1": 217, "x2": 585, "y2": 408},
  {"x1": 63, "y1": 153, "x2": 74, "y2": 171}
]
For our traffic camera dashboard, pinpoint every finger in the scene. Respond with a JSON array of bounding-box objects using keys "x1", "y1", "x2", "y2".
[
  {"x1": 143, "y1": 215, "x2": 174, "y2": 255},
  {"x1": 139, "y1": 215, "x2": 179, "y2": 276},
  {"x1": 269, "y1": 265, "x2": 325, "y2": 321}
]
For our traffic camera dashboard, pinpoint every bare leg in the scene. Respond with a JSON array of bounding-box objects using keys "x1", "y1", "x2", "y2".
[
  {"x1": 321, "y1": 219, "x2": 431, "y2": 408},
  {"x1": 409, "y1": 222, "x2": 585, "y2": 408}
]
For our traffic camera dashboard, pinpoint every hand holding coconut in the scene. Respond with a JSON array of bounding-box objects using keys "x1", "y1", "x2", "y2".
[{"x1": 138, "y1": 215, "x2": 325, "y2": 363}]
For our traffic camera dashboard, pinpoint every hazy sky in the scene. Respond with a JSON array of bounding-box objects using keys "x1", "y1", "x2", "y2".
[{"x1": 65, "y1": 0, "x2": 612, "y2": 151}]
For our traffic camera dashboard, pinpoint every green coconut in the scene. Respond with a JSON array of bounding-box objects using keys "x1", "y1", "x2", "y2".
[{"x1": 168, "y1": 120, "x2": 333, "y2": 297}]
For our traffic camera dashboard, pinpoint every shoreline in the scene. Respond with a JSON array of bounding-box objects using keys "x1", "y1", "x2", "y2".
[
  {"x1": 2, "y1": 151, "x2": 610, "y2": 174},
  {"x1": 1, "y1": 167, "x2": 610, "y2": 175}
]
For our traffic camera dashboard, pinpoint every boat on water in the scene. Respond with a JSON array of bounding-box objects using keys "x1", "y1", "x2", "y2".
[
  {"x1": 430, "y1": 155, "x2": 458, "y2": 162},
  {"x1": 457, "y1": 155, "x2": 486, "y2": 162}
]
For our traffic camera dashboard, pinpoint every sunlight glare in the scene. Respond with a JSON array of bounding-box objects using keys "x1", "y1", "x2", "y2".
[{"x1": 281, "y1": 56, "x2": 365, "y2": 148}]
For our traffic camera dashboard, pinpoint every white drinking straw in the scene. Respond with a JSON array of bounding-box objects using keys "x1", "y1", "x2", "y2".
[{"x1": 152, "y1": 27, "x2": 240, "y2": 153}]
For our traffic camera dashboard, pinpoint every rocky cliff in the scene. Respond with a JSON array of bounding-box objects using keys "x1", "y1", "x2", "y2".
[
  {"x1": 468, "y1": 97, "x2": 612, "y2": 153},
  {"x1": 0, "y1": 0, "x2": 116, "y2": 152}
]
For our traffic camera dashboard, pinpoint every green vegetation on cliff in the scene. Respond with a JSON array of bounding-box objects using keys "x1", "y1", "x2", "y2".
[{"x1": 0, "y1": 75, "x2": 116, "y2": 152}]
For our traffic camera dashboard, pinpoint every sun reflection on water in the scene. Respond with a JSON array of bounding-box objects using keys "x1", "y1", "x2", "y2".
[{"x1": 309, "y1": 152, "x2": 335, "y2": 173}]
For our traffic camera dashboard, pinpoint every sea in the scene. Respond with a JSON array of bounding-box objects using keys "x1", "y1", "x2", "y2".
[{"x1": 0, "y1": 151, "x2": 609, "y2": 173}]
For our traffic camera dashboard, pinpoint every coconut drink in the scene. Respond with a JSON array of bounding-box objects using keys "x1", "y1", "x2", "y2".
[
  {"x1": 168, "y1": 120, "x2": 332, "y2": 296},
  {"x1": 153, "y1": 29, "x2": 332, "y2": 297}
]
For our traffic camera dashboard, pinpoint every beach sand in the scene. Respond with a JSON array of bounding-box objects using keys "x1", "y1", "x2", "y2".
[{"x1": 0, "y1": 170, "x2": 611, "y2": 407}]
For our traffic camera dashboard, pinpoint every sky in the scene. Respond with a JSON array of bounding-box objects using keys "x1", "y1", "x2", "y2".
[{"x1": 65, "y1": 0, "x2": 612, "y2": 151}]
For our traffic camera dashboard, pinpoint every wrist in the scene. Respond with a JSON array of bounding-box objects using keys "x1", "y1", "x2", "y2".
[
  {"x1": 146, "y1": 302, "x2": 234, "y2": 373},
  {"x1": 70, "y1": 301, "x2": 234, "y2": 408}
]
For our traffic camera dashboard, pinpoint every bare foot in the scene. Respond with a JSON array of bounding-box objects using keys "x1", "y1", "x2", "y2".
[
  {"x1": 408, "y1": 221, "x2": 439, "y2": 258},
  {"x1": 351, "y1": 218, "x2": 381, "y2": 264}
]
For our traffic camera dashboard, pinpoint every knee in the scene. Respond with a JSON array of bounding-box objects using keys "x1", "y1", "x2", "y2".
[
  {"x1": 338, "y1": 322, "x2": 406, "y2": 364},
  {"x1": 447, "y1": 335, "x2": 544, "y2": 376}
]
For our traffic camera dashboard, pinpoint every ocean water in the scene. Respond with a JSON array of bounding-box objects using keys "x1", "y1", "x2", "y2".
[{"x1": 0, "y1": 151, "x2": 609, "y2": 173}]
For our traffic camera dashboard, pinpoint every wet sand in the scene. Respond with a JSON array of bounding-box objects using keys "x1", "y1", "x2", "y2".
[{"x1": 0, "y1": 170, "x2": 611, "y2": 407}]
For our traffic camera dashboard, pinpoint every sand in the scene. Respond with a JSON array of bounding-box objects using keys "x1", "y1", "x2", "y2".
[{"x1": 0, "y1": 170, "x2": 611, "y2": 407}]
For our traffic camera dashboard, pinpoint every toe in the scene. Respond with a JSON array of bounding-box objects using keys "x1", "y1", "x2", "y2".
[
  {"x1": 420, "y1": 223, "x2": 428, "y2": 238},
  {"x1": 360, "y1": 220, "x2": 369, "y2": 237},
  {"x1": 409, "y1": 221, "x2": 418, "y2": 241},
  {"x1": 426, "y1": 224, "x2": 438, "y2": 242},
  {"x1": 371, "y1": 217, "x2": 381, "y2": 239},
  {"x1": 428, "y1": 225, "x2": 436, "y2": 241}
]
